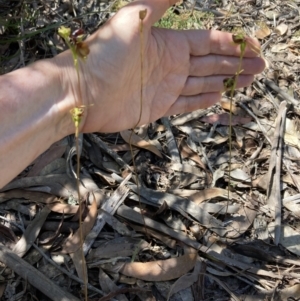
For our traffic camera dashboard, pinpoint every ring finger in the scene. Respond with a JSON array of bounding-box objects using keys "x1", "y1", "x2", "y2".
[{"x1": 181, "y1": 74, "x2": 254, "y2": 96}]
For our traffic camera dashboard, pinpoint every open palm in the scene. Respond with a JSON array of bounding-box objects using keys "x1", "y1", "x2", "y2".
[{"x1": 58, "y1": 0, "x2": 265, "y2": 133}]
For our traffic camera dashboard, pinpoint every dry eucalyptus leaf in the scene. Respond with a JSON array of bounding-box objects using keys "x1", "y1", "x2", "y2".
[
  {"x1": 70, "y1": 248, "x2": 88, "y2": 282},
  {"x1": 130, "y1": 224, "x2": 177, "y2": 249},
  {"x1": 284, "y1": 119, "x2": 300, "y2": 147},
  {"x1": 275, "y1": 23, "x2": 288, "y2": 36},
  {"x1": 179, "y1": 139, "x2": 207, "y2": 171},
  {"x1": 13, "y1": 206, "x2": 51, "y2": 257},
  {"x1": 265, "y1": 11, "x2": 279, "y2": 20},
  {"x1": 220, "y1": 99, "x2": 244, "y2": 115},
  {"x1": 0, "y1": 224, "x2": 18, "y2": 244},
  {"x1": 48, "y1": 203, "x2": 79, "y2": 214},
  {"x1": 255, "y1": 23, "x2": 271, "y2": 39},
  {"x1": 188, "y1": 187, "x2": 233, "y2": 204},
  {"x1": 162, "y1": 212, "x2": 187, "y2": 231},
  {"x1": 120, "y1": 130, "x2": 163, "y2": 158},
  {"x1": 63, "y1": 199, "x2": 98, "y2": 253},
  {"x1": 39, "y1": 158, "x2": 66, "y2": 176},
  {"x1": 225, "y1": 198, "x2": 258, "y2": 238},
  {"x1": 169, "y1": 163, "x2": 203, "y2": 177},
  {"x1": 99, "y1": 268, "x2": 128, "y2": 301},
  {"x1": 283, "y1": 198, "x2": 300, "y2": 218},
  {"x1": 282, "y1": 173, "x2": 300, "y2": 189},
  {"x1": 1, "y1": 174, "x2": 82, "y2": 198},
  {"x1": 252, "y1": 174, "x2": 269, "y2": 191},
  {"x1": 199, "y1": 202, "x2": 240, "y2": 215},
  {"x1": 268, "y1": 222, "x2": 300, "y2": 256},
  {"x1": 277, "y1": 284, "x2": 300, "y2": 301},
  {"x1": 230, "y1": 168, "x2": 251, "y2": 183},
  {"x1": 120, "y1": 249, "x2": 197, "y2": 281},
  {"x1": 0, "y1": 189, "x2": 58, "y2": 204},
  {"x1": 27, "y1": 138, "x2": 68, "y2": 177},
  {"x1": 167, "y1": 259, "x2": 202, "y2": 300},
  {"x1": 106, "y1": 143, "x2": 131, "y2": 152},
  {"x1": 171, "y1": 109, "x2": 210, "y2": 126},
  {"x1": 271, "y1": 43, "x2": 290, "y2": 53},
  {"x1": 87, "y1": 237, "x2": 148, "y2": 261}
]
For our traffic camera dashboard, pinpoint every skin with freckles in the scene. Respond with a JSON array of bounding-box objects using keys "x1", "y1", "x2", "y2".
[{"x1": 0, "y1": 0, "x2": 265, "y2": 188}]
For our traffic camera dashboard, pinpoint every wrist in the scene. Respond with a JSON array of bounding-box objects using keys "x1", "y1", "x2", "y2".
[
  {"x1": 0, "y1": 58, "x2": 75, "y2": 187},
  {"x1": 32, "y1": 57, "x2": 76, "y2": 140}
]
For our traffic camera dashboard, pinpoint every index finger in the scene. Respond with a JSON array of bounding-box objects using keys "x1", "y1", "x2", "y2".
[{"x1": 185, "y1": 30, "x2": 261, "y2": 58}]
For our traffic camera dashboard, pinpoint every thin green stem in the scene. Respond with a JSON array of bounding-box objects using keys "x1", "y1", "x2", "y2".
[
  {"x1": 129, "y1": 10, "x2": 148, "y2": 240},
  {"x1": 58, "y1": 26, "x2": 89, "y2": 300},
  {"x1": 226, "y1": 35, "x2": 246, "y2": 207},
  {"x1": 75, "y1": 65, "x2": 88, "y2": 301}
]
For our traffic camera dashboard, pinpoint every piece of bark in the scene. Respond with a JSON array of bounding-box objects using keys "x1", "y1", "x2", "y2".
[{"x1": 266, "y1": 101, "x2": 287, "y2": 245}]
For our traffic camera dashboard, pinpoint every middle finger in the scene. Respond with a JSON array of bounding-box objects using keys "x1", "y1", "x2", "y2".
[{"x1": 189, "y1": 55, "x2": 265, "y2": 77}]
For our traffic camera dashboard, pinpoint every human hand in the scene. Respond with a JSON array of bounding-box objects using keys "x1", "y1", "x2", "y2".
[{"x1": 56, "y1": 0, "x2": 265, "y2": 133}]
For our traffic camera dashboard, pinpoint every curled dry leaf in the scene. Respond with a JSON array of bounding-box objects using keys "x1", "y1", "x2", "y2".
[
  {"x1": 275, "y1": 23, "x2": 288, "y2": 36},
  {"x1": 120, "y1": 249, "x2": 197, "y2": 281}
]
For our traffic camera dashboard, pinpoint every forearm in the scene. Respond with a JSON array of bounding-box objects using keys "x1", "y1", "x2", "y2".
[{"x1": 0, "y1": 58, "x2": 74, "y2": 188}]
